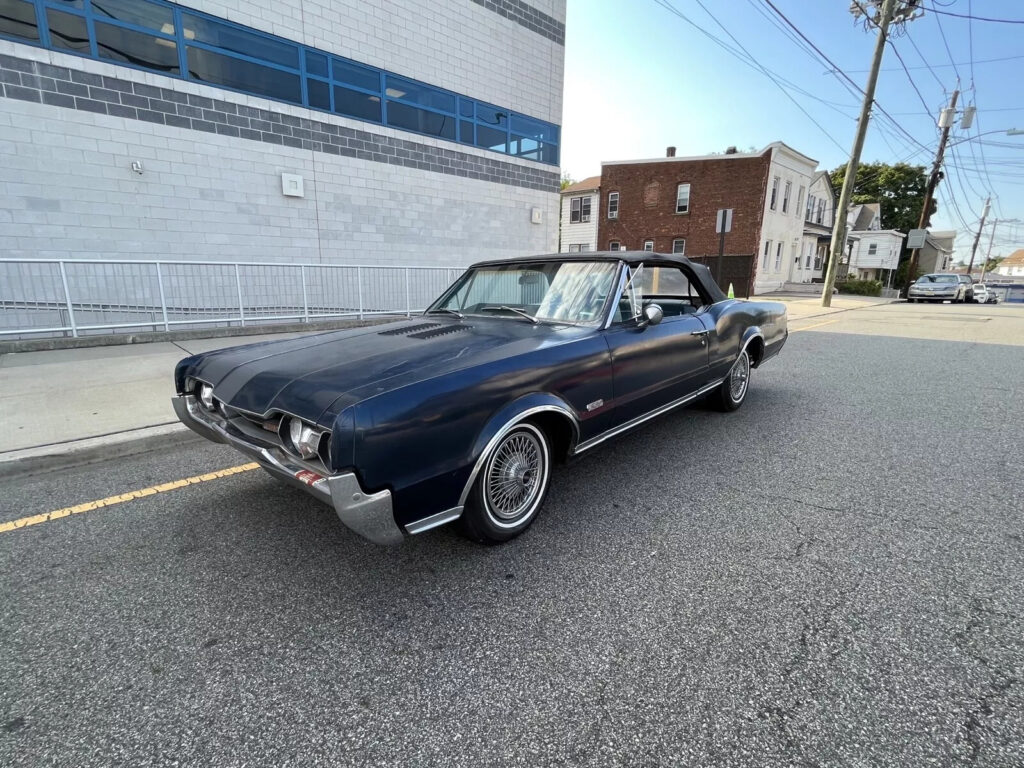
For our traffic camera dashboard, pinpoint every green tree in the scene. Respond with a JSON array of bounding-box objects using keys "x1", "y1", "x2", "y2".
[
  {"x1": 829, "y1": 162, "x2": 932, "y2": 235},
  {"x1": 983, "y1": 255, "x2": 1003, "y2": 273},
  {"x1": 560, "y1": 173, "x2": 576, "y2": 191}
]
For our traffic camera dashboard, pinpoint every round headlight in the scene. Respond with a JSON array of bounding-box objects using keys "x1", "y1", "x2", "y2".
[
  {"x1": 287, "y1": 417, "x2": 322, "y2": 460},
  {"x1": 199, "y1": 384, "x2": 215, "y2": 410}
]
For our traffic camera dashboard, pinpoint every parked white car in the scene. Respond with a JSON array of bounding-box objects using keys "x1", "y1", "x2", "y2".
[{"x1": 972, "y1": 284, "x2": 998, "y2": 304}]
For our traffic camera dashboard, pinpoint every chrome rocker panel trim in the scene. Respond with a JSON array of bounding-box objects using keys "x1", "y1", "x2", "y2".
[{"x1": 172, "y1": 395, "x2": 404, "y2": 545}]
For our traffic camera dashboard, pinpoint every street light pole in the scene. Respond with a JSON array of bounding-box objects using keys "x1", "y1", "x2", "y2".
[
  {"x1": 820, "y1": 0, "x2": 899, "y2": 307},
  {"x1": 903, "y1": 88, "x2": 960, "y2": 292},
  {"x1": 965, "y1": 197, "x2": 991, "y2": 278}
]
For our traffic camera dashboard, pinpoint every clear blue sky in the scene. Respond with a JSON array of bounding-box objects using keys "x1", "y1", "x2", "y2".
[{"x1": 560, "y1": 0, "x2": 1024, "y2": 262}]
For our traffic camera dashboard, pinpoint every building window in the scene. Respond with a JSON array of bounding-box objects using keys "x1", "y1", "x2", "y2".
[
  {"x1": 580, "y1": 244, "x2": 592, "y2": 252},
  {"x1": 675, "y1": 183, "x2": 690, "y2": 214},
  {"x1": 0, "y1": 0, "x2": 561, "y2": 165},
  {"x1": 567, "y1": 244, "x2": 581, "y2": 253},
  {"x1": 643, "y1": 240, "x2": 654, "y2": 252},
  {"x1": 814, "y1": 247, "x2": 824, "y2": 271},
  {"x1": 609, "y1": 241, "x2": 621, "y2": 251},
  {"x1": 770, "y1": 176, "x2": 780, "y2": 210},
  {"x1": 782, "y1": 181, "x2": 792, "y2": 214},
  {"x1": 672, "y1": 238, "x2": 686, "y2": 255},
  {"x1": 774, "y1": 242, "x2": 783, "y2": 271},
  {"x1": 569, "y1": 196, "x2": 591, "y2": 224},
  {"x1": 608, "y1": 192, "x2": 619, "y2": 220},
  {"x1": 806, "y1": 194, "x2": 815, "y2": 222},
  {"x1": 816, "y1": 199, "x2": 825, "y2": 224},
  {"x1": 868, "y1": 243, "x2": 877, "y2": 256},
  {"x1": 805, "y1": 244, "x2": 812, "y2": 269},
  {"x1": 796, "y1": 186, "x2": 805, "y2": 218},
  {"x1": 763, "y1": 240, "x2": 772, "y2": 270}
]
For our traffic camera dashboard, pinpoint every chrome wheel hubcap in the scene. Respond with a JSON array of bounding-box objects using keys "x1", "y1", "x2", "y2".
[
  {"x1": 730, "y1": 351, "x2": 750, "y2": 402},
  {"x1": 485, "y1": 431, "x2": 543, "y2": 521}
]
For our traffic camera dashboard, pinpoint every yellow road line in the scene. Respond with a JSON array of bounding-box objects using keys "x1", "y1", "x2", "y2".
[
  {"x1": 0, "y1": 463, "x2": 260, "y2": 534},
  {"x1": 791, "y1": 318, "x2": 840, "y2": 333}
]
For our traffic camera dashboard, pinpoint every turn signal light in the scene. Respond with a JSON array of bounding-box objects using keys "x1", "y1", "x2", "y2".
[{"x1": 287, "y1": 417, "x2": 323, "y2": 460}]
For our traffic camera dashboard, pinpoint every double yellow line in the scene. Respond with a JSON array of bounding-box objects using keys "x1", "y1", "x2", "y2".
[{"x1": 0, "y1": 463, "x2": 260, "y2": 534}]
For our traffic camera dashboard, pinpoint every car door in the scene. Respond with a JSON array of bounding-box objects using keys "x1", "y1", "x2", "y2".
[{"x1": 601, "y1": 263, "x2": 713, "y2": 426}]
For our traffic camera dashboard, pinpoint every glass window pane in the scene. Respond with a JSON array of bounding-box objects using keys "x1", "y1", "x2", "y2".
[
  {"x1": 305, "y1": 50, "x2": 327, "y2": 77},
  {"x1": 386, "y1": 101, "x2": 455, "y2": 139},
  {"x1": 510, "y1": 114, "x2": 558, "y2": 143},
  {"x1": 182, "y1": 14, "x2": 299, "y2": 69},
  {"x1": 384, "y1": 75, "x2": 455, "y2": 113},
  {"x1": 511, "y1": 134, "x2": 543, "y2": 160},
  {"x1": 333, "y1": 84, "x2": 381, "y2": 122},
  {"x1": 0, "y1": 0, "x2": 40, "y2": 42},
  {"x1": 186, "y1": 46, "x2": 300, "y2": 102},
  {"x1": 332, "y1": 57, "x2": 379, "y2": 91},
  {"x1": 307, "y1": 78, "x2": 329, "y2": 110},
  {"x1": 91, "y1": 0, "x2": 173, "y2": 33},
  {"x1": 46, "y1": 9, "x2": 88, "y2": 52},
  {"x1": 540, "y1": 143, "x2": 558, "y2": 164},
  {"x1": 476, "y1": 124, "x2": 506, "y2": 152},
  {"x1": 96, "y1": 21, "x2": 180, "y2": 74},
  {"x1": 459, "y1": 98, "x2": 474, "y2": 118},
  {"x1": 476, "y1": 104, "x2": 507, "y2": 127},
  {"x1": 459, "y1": 120, "x2": 473, "y2": 144}
]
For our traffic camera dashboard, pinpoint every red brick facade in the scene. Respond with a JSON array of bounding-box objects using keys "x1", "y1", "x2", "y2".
[{"x1": 597, "y1": 151, "x2": 772, "y2": 257}]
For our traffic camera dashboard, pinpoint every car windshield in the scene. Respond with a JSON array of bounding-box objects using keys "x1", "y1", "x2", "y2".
[
  {"x1": 430, "y1": 261, "x2": 619, "y2": 325},
  {"x1": 918, "y1": 275, "x2": 957, "y2": 284}
]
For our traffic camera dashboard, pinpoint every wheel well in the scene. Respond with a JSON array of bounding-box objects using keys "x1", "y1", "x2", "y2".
[
  {"x1": 526, "y1": 411, "x2": 576, "y2": 464},
  {"x1": 746, "y1": 336, "x2": 765, "y2": 368}
]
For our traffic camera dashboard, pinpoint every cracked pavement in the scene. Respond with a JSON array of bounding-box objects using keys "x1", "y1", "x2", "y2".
[{"x1": 1, "y1": 328, "x2": 1023, "y2": 766}]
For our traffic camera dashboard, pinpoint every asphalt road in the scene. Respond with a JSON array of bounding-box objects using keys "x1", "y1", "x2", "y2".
[{"x1": 2, "y1": 323, "x2": 1023, "y2": 766}]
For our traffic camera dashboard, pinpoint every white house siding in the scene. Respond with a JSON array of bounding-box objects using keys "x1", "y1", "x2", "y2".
[
  {"x1": 559, "y1": 190, "x2": 598, "y2": 252},
  {"x1": 848, "y1": 231, "x2": 905, "y2": 280},
  {"x1": 753, "y1": 145, "x2": 816, "y2": 294},
  {"x1": 0, "y1": 0, "x2": 565, "y2": 270}
]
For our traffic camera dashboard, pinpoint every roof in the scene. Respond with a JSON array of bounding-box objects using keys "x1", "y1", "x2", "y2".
[
  {"x1": 561, "y1": 175, "x2": 600, "y2": 194},
  {"x1": 601, "y1": 141, "x2": 817, "y2": 168},
  {"x1": 1002, "y1": 249, "x2": 1024, "y2": 266}
]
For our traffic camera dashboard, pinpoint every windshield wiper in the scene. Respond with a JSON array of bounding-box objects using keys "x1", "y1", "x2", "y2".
[
  {"x1": 425, "y1": 308, "x2": 464, "y2": 318},
  {"x1": 480, "y1": 305, "x2": 539, "y2": 324}
]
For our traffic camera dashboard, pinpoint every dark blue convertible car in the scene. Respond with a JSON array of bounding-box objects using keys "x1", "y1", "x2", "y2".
[{"x1": 173, "y1": 252, "x2": 787, "y2": 544}]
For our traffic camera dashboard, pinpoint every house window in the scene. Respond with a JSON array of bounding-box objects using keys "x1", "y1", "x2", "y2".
[
  {"x1": 609, "y1": 241, "x2": 621, "y2": 251},
  {"x1": 675, "y1": 183, "x2": 690, "y2": 214},
  {"x1": 579, "y1": 244, "x2": 592, "y2": 252},
  {"x1": 816, "y1": 199, "x2": 825, "y2": 224},
  {"x1": 567, "y1": 244, "x2": 581, "y2": 253},
  {"x1": 806, "y1": 194, "x2": 815, "y2": 222},
  {"x1": 805, "y1": 245, "x2": 812, "y2": 269},
  {"x1": 814, "y1": 248, "x2": 824, "y2": 271},
  {"x1": 796, "y1": 186, "x2": 805, "y2": 218},
  {"x1": 770, "y1": 176, "x2": 780, "y2": 210},
  {"x1": 607, "y1": 192, "x2": 619, "y2": 219},
  {"x1": 569, "y1": 196, "x2": 591, "y2": 224},
  {"x1": 868, "y1": 243, "x2": 878, "y2": 256},
  {"x1": 672, "y1": 238, "x2": 686, "y2": 255},
  {"x1": 763, "y1": 240, "x2": 772, "y2": 269},
  {"x1": 782, "y1": 181, "x2": 792, "y2": 214},
  {"x1": 643, "y1": 240, "x2": 654, "y2": 252},
  {"x1": 774, "y1": 242, "x2": 783, "y2": 271}
]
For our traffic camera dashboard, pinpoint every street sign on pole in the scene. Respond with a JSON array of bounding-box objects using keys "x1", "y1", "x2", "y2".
[
  {"x1": 907, "y1": 229, "x2": 927, "y2": 249},
  {"x1": 716, "y1": 208, "x2": 733, "y2": 234}
]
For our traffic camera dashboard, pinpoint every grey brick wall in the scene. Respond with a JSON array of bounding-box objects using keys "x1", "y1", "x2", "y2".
[
  {"x1": 0, "y1": 53, "x2": 559, "y2": 194},
  {"x1": 470, "y1": 0, "x2": 566, "y2": 45}
]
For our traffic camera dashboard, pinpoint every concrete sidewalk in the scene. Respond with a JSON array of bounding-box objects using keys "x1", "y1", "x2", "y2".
[{"x1": 0, "y1": 296, "x2": 893, "y2": 468}]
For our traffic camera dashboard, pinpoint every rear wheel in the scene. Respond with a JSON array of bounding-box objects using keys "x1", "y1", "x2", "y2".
[
  {"x1": 460, "y1": 423, "x2": 551, "y2": 544},
  {"x1": 712, "y1": 349, "x2": 750, "y2": 412}
]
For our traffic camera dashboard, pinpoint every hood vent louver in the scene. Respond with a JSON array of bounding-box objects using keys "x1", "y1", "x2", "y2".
[
  {"x1": 378, "y1": 322, "x2": 442, "y2": 336},
  {"x1": 408, "y1": 325, "x2": 472, "y2": 340}
]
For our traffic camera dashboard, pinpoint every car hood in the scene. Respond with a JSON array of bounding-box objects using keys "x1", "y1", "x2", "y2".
[{"x1": 179, "y1": 317, "x2": 589, "y2": 425}]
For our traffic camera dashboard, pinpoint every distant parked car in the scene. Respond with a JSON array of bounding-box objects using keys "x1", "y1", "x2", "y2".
[
  {"x1": 972, "y1": 284, "x2": 998, "y2": 304},
  {"x1": 907, "y1": 273, "x2": 971, "y2": 303}
]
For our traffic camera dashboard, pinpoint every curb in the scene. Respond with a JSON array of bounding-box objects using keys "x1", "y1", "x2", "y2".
[{"x1": 0, "y1": 423, "x2": 201, "y2": 481}]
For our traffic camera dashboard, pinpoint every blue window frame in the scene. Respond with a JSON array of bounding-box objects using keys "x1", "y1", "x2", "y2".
[{"x1": 1, "y1": 0, "x2": 560, "y2": 165}]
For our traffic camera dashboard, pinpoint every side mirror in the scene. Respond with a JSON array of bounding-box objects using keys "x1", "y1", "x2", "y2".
[{"x1": 638, "y1": 303, "x2": 663, "y2": 328}]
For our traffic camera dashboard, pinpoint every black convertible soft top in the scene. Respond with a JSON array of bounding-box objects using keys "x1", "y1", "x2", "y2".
[{"x1": 468, "y1": 251, "x2": 728, "y2": 305}]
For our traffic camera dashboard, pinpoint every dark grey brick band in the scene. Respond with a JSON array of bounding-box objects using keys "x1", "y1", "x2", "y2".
[
  {"x1": 0, "y1": 54, "x2": 560, "y2": 193},
  {"x1": 470, "y1": 0, "x2": 565, "y2": 45}
]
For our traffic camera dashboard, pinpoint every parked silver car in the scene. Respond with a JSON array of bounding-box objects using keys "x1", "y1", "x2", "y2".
[{"x1": 908, "y1": 274, "x2": 972, "y2": 303}]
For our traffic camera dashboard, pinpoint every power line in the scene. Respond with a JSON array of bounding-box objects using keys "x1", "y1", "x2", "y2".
[
  {"x1": 842, "y1": 53, "x2": 1024, "y2": 74},
  {"x1": 903, "y1": 26, "x2": 946, "y2": 90},
  {"x1": 925, "y1": 5, "x2": 1024, "y2": 25},
  {"x1": 931, "y1": 2, "x2": 961, "y2": 83},
  {"x1": 886, "y1": 38, "x2": 937, "y2": 118}
]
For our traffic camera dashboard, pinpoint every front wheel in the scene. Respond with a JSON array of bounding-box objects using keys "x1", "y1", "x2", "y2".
[
  {"x1": 459, "y1": 423, "x2": 552, "y2": 544},
  {"x1": 712, "y1": 349, "x2": 751, "y2": 412}
]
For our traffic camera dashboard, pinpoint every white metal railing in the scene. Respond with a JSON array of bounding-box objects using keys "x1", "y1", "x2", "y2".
[{"x1": 0, "y1": 259, "x2": 462, "y2": 339}]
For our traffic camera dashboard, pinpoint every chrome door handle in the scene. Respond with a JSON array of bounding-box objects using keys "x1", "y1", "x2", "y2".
[{"x1": 691, "y1": 329, "x2": 710, "y2": 336}]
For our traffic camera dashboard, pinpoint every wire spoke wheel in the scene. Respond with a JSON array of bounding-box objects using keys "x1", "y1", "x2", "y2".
[
  {"x1": 480, "y1": 425, "x2": 550, "y2": 529},
  {"x1": 730, "y1": 350, "x2": 750, "y2": 403}
]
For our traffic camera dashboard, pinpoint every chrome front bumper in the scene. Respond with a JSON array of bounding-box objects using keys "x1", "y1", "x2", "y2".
[{"x1": 171, "y1": 395, "x2": 404, "y2": 545}]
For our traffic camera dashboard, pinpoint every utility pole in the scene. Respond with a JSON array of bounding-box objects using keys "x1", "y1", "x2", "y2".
[
  {"x1": 978, "y1": 218, "x2": 998, "y2": 283},
  {"x1": 903, "y1": 89, "x2": 959, "y2": 290},
  {"x1": 821, "y1": 0, "x2": 899, "y2": 307},
  {"x1": 965, "y1": 196, "x2": 991, "y2": 277}
]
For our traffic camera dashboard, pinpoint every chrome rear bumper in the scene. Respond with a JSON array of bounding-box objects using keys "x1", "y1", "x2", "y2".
[{"x1": 171, "y1": 395, "x2": 404, "y2": 545}]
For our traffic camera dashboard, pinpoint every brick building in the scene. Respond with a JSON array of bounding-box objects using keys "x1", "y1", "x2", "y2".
[{"x1": 598, "y1": 143, "x2": 823, "y2": 294}]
